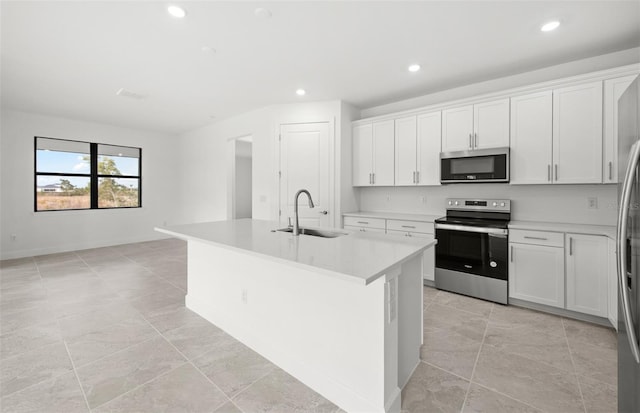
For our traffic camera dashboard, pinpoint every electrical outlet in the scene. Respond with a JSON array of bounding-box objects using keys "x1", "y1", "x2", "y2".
[
  {"x1": 587, "y1": 197, "x2": 598, "y2": 209},
  {"x1": 10, "y1": 234, "x2": 16, "y2": 241},
  {"x1": 386, "y1": 195, "x2": 391, "y2": 202},
  {"x1": 241, "y1": 288, "x2": 248, "y2": 304},
  {"x1": 420, "y1": 196, "x2": 426, "y2": 204}
]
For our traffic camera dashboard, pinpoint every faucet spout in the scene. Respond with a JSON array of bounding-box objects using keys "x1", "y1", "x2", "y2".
[{"x1": 293, "y1": 189, "x2": 315, "y2": 236}]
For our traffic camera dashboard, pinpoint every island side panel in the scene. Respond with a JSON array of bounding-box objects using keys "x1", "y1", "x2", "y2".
[
  {"x1": 185, "y1": 240, "x2": 393, "y2": 412},
  {"x1": 397, "y1": 255, "x2": 423, "y2": 389}
]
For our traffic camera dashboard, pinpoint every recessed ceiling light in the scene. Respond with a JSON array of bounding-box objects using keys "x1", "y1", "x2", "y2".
[
  {"x1": 167, "y1": 6, "x2": 187, "y2": 18},
  {"x1": 254, "y1": 8, "x2": 272, "y2": 19},
  {"x1": 408, "y1": 64, "x2": 421, "y2": 72},
  {"x1": 541, "y1": 21, "x2": 560, "y2": 32},
  {"x1": 296, "y1": 89, "x2": 306, "y2": 96}
]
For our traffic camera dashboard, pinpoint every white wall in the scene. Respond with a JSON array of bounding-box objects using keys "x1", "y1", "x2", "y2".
[
  {"x1": 176, "y1": 100, "x2": 354, "y2": 227},
  {"x1": 361, "y1": 47, "x2": 640, "y2": 119},
  {"x1": 0, "y1": 110, "x2": 180, "y2": 259},
  {"x1": 358, "y1": 184, "x2": 618, "y2": 226}
]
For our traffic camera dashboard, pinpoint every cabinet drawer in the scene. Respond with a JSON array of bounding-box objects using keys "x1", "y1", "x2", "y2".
[
  {"x1": 343, "y1": 216, "x2": 386, "y2": 229},
  {"x1": 387, "y1": 229, "x2": 434, "y2": 239},
  {"x1": 386, "y1": 219, "x2": 433, "y2": 234},
  {"x1": 344, "y1": 225, "x2": 386, "y2": 234},
  {"x1": 510, "y1": 229, "x2": 564, "y2": 247}
]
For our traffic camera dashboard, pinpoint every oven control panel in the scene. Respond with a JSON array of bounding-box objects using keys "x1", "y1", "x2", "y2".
[{"x1": 446, "y1": 198, "x2": 511, "y2": 212}]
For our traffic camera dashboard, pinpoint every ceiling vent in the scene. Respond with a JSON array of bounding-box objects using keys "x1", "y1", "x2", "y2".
[{"x1": 116, "y1": 88, "x2": 146, "y2": 100}]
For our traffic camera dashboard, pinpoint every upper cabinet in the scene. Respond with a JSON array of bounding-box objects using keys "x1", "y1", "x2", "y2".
[
  {"x1": 442, "y1": 98, "x2": 509, "y2": 152},
  {"x1": 511, "y1": 82, "x2": 604, "y2": 184},
  {"x1": 395, "y1": 112, "x2": 441, "y2": 186},
  {"x1": 552, "y1": 81, "x2": 603, "y2": 184},
  {"x1": 352, "y1": 120, "x2": 394, "y2": 186},
  {"x1": 604, "y1": 75, "x2": 637, "y2": 184},
  {"x1": 510, "y1": 91, "x2": 553, "y2": 184}
]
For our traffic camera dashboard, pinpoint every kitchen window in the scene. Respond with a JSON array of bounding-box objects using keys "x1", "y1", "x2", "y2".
[{"x1": 35, "y1": 137, "x2": 141, "y2": 211}]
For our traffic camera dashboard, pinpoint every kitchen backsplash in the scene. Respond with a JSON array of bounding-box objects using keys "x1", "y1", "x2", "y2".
[{"x1": 357, "y1": 184, "x2": 618, "y2": 226}]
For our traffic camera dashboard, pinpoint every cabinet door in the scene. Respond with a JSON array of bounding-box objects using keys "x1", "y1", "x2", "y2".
[
  {"x1": 607, "y1": 238, "x2": 618, "y2": 329},
  {"x1": 604, "y1": 75, "x2": 636, "y2": 184},
  {"x1": 372, "y1": 120, "x2": 395, "y2": 186},
  {"x1": 509, "y1": 243, "x2": 565, "y2": 308},
  {"x1": 344, "y1": 225, "x2": 386, "y2": 234},
  {"x1": 353, "y1": 123, "x2": 373, "y2": 186},
  {"x1": 442, "y1": 105, "x2": 473, "y2": 152},
  {"x1": 473, "y1": 98, "x2": 510, "y2": 149},
  {"x1": 387, "y1": 230, "x2": 435, "y2": 281},
  {"x1": 417, "y1": 111, "x2": 441, "y2": 186},
  {"x1": 552, "y1": 82, "x2": 603, "y2": 184},
  {"x1": 394, "y1": 116, "x2": 417, "y2": 186},
  {"x1": 510, "y1": 91, "x2": 553, "y2": 184},
  {"x1": 566, "y1": 234, "x2": 608, "y2": 317}
]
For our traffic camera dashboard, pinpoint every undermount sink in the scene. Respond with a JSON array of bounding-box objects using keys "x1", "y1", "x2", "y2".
[{"x1": 275, "y1": 227, "x2": 347, "y2": 238}]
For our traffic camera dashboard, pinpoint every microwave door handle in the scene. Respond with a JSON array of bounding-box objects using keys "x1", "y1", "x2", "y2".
[{"x1": 617, "y1": 140, "x2": 640, "y2": 364}]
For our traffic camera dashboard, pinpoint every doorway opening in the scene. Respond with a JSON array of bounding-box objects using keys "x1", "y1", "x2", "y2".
[{"x1": 231, "y1": 136, "x2": 253, "y2": 219}]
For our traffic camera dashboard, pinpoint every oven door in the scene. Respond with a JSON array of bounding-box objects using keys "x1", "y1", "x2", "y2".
[{"x1": 435, "y1": 223, "x2": 508, "y2": 280}]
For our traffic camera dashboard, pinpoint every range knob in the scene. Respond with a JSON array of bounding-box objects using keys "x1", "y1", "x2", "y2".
[
  {"x1": 448, "y1": 201, "x2": 452, "y2": 206},
  {"x1": 500, "y1": 202, "x2": 506, "y2": 207},
  {"x1": 454, "y1": 201, "x2": 459, "y2": 206},
  {"x1": 492, "y1": 202, "x2": 497, "y2": 207}
]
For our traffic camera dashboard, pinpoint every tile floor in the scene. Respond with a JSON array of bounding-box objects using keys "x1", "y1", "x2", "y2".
[{"x1": 0, "y1": 239, "x2": 617, "y2": 413}]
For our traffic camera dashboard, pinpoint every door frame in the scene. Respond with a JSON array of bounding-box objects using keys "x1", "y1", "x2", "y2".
[{"x1": 276, "y1": 119, "x2": 336, "y2": 227}]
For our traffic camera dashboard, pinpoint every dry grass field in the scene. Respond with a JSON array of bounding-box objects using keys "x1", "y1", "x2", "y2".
[{"x1": 36, "y1": 193, "x2": 138, "y2": 210}]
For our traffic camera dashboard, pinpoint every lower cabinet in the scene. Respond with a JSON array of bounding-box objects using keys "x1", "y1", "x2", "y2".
[
  {"x1": 509, "y1": 239, "x2": 565, "y2": 308},
  {"x1": 565, "y1": 233, "x2": 608, "y2": 317}
]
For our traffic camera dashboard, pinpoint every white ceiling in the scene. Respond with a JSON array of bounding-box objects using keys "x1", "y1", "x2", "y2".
[{"x1": 2, "y1": 1, "x2": 639, "y2": 134}]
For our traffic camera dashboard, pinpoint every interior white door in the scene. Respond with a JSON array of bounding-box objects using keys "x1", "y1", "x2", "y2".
[{"x1": 280, "y1": 122, "x2": 330, "y2": 228}]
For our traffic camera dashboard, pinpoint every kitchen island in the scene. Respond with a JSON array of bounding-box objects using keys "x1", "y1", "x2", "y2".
[{"x1": 156, "y1": 219, "x2": 436, "y2": 413}]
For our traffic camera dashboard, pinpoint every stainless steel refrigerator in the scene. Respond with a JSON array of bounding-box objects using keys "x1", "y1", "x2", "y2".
[{"x1": 617, "y1": 74, "x2": 640, "y2": 413}]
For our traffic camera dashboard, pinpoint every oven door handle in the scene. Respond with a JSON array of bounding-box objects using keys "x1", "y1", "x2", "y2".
[{"x1": 434, "y1": 223, "x2": 508, "y2": 235}]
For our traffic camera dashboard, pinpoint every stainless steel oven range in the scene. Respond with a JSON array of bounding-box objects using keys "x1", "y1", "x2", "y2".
[{"x1": 434, "y1": 198, "x2": 510, "y2": 304}]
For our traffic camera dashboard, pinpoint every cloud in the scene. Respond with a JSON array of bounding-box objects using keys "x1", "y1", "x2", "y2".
[{"x1": 72, "y1": 162, "x2": 89, "y2": 171}]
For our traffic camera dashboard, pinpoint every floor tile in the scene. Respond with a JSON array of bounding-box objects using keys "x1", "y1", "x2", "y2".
[
  {"x1": 424, "y1": 304, "x2": 488, "y2": 342},
  {"x1": 0, "y1": 257, "x2": 36, "y2": 270},
  {"x1": 489, "y1": 304, "x2": 565, "y2": 337},
  {"x1": 193, "y1": 336, "x2": 276, "y2": 397},
  {"x1": 66, "y1": 317, "x2": 159, "y2": 367},
  {"x1": 420, "y1": 328, "x2": 482, "y2": 379},
  {"x1": 462, "y1": 383, "x2": 541, "y2": 413},
  {"x1": 563, "y1": 318, "x2": 617, "y2": 351},
  {"x1": 75, "y1": 337, "x2": 186, "y2": 408},
  {"x1": 92, "y1": 363, "x2": 228, "y2": 413},
  {"x1": 57, "y1": 301, "x2": 140, "y2": 340},
  {"x1": 0, "y1": 304, "x2": 57, "y2": 334},
  {"x1": 433, "y1": 290, "x2": 494, "y2": 317},
  {"x1": 0, "y1": 371, "x2": 88, "y2": 413},
  {"x1": 0, "y1": 342, "x2": 73, "y2": 397},
  {"x1": 233, "y1": 368, "x2": 336, "y2": 413},
  {"x1": 569, "y1": 338, "x2": 618, "y2": 386},
  {"x1": 145, "y1": 306, "x2": 210, "y2": 333},
  {"x1": 578, "y1": 374, "x2": 617, "y2": 413},
  {"x1": 0, "y1": 273, "x2": 42, "y2": 291},
  {"x1": 473, "y1": 344, "x2": 584, "y2": 413},
  {"x1": 483, "y1": 322, "x2": 574, "y2": 372},
  {"x1": 48, "y1": 291, "x2": 123, "y2": 319},
  {"x1": 101, "y1": 273, "x2": 178, "y2": 300},
  {"x1": 162, "y1": 320, "x2": 229, "y2": 360},
  {"x1": 127, "y1": 289, "x2": 185, "y2": 319},
  {"x1": 213, "y1": 401, "x2": 243, "y2": 413},
  {"x1": 0, "y1": 321, "x2": 62, "y2": 360},
  {"x1": 401, "y1": 362, "x2": 469, "y2": 413}
]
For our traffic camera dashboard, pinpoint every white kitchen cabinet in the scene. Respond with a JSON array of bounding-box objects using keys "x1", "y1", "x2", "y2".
[
  {"x1": 442, "y1": 98, "x2": 509, "y2": 152},
  {"x1": 352, "y1": 123, "x2": 373, "y2": 186},
  {"x1": 395, "y1": 112, "x2": 441, "y2": 186},
  {"x1": 607, "y1": 238, "x2": 618, "y2": 329},
  {"x1": 552, "y1": 81, "x2": 603, "y2": 184},
  {"x1": 510, "y1": 90, "x2": 553, "y2": 184},
  {"x1": 344, "y1": 226, "x2": 386, "y2": 234},
  {"x1": 473, "y1": 99, "x2": 510, "y2": 150},
  {"x1": 565, "y1": 233, "x2": 608, "y2": 317},
  {"x1": 509, "y1": 230, "x2": 565, "y2": 308},
  {"x1": 604, "y1": 75, "x2": 637, "y2": 184},
  {"x1": 386, "y1": 219, "x2": 435, "y2": 282},
  {"x1": 352, "y1": 120, "x2": 394, "y2": 186}
]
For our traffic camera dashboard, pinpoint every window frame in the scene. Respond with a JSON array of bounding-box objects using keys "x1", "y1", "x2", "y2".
[{"x1": 34, "y1": 136, "x2": 142, "y2": 212}]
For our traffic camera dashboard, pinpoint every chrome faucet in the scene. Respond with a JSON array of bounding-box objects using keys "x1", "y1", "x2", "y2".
[{"x1": 293, "y1": 189, "x2": 315, "y2": 236}]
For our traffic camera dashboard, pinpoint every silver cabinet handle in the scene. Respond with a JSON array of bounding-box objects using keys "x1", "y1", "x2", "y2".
[
  {"x1": 401, "y1": 225, "x2": 416, "y2": 229},
  {"x1": 356, "y1": 221, "x2": 369, "y2": 224},
  {"x1": 416, "y1": 171, "x2": 420, "y2": 183},
  {"x1": 368, "y1": 173, "x2": 372, "y2": 185},
  {"x1": 318, "y1": 210, "x2": 328, "y2": 215},
  {"x1": 412, "y1": 171, "x2": 416, "y2": 184},
  {"x1": 510, "y1": 245, "x2": 513, "y2": 262},
  {"x1": 372, "y1": 173, "x2": 375, "y2": 185},
  {"x1": 569, "y1": 237, "x2": 573, "y2": 256},
  {"x1": 555, "y1": 164, "x2": 558, "y2": 181},
  {"x1": 474, "y1": 132, "x2": 478, "y2": 149},
  {"x1": 548, "y1": 165, "x2": 551, "y2": 182},
  {"x1": 469, "y1": 133, "x2": 473, "y2": 149},
  {"x1": 524, "y1": 236, "x2": 548, "y2": 241},
  {"x1": 609, "y1": 161, "x2": 613, "y2": 181},
  {"x1": 617, "y1": 140, "x2": 640, "y2": 364}
]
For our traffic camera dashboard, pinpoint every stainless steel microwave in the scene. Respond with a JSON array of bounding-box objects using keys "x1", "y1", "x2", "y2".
[{"x1": 440, "y1": 147, "x2": 509, "y2": 183}]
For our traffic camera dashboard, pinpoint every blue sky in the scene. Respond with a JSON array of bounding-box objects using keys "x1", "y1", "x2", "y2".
[{"x1": 37, "y1": 150, "x2": 138, "y2": 187}]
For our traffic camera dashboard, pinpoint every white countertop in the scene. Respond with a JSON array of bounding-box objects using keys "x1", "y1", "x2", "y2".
[
  {"x1": 343, "y1": 211, "x2": 442, "y2": 223},
  {"x1": 155, "y1": 219, "x2": 436, "y2": 285},
  {"x1": 509, "y1": 220, "x2": 616, "y2": 240}
]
